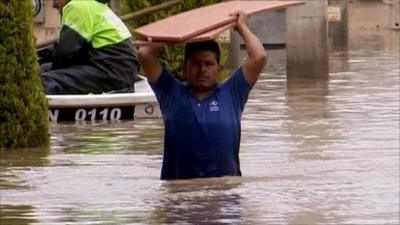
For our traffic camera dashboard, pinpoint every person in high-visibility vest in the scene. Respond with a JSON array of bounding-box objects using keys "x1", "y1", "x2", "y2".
[{"x1": 39, "y1": 0, "x2": 139, "y2": 94}]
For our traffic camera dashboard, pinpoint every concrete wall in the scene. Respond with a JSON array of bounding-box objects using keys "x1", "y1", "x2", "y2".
[
  {"x1": 242, "y1": 0, "x2": 399, "y2": 53},
  {"x1": 328, "y1": 0, "x2": 348, "y2": 50},
  {"x1": 347, "y1": 0, "x2": 400, "y2": 52},
  {"x1": 33, "y1": 0, "x2": 60, "y2": 45},
  {"x1": 246, "y1": 10, "x2": 286, "y2": 45},
  {"x1": 228, "y1": 10, "x2": 287, "y2": 71}
]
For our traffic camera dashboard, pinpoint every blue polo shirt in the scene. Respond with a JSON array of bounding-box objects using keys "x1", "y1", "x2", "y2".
[{"x1": 150, "y1": 67, "x2": 253, "y2": 180}]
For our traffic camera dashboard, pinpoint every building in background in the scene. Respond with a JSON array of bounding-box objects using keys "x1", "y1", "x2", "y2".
[
  {"x1": 33, "y1": 0, "x2": 399, "y2": 52},
  {"x1": 346, "y1": 0, "x2": 399, "y2": 52},
  {"x1": 33, "y1": 0, "x2": 60, "y2": 46}
]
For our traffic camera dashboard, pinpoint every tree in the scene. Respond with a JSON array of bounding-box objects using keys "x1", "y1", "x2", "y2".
[{"x1": 0, "y1": 0, "x2": 49, "y2": 149}]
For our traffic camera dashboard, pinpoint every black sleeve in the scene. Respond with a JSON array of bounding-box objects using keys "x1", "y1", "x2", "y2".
[
  {"x1": 51, "y1": 25, "x2": 90, "y2": 69},
  {"x1": 37, "y1": 45, "x2": 55, "y2": 64}
]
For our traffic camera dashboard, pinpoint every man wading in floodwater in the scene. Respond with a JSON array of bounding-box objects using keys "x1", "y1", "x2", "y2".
[{"x1": 138, "y1": 11, "x2": 267, "y2": 180}]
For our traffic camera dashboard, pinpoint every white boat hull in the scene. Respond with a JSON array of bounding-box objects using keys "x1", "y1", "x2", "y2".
[{"x1": 47, "y1": 78, "x2": 161, "y2": 122}]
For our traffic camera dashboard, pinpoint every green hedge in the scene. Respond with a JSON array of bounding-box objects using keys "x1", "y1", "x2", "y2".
[{"x1": 0, "y1": 0, "x2": 49, "y2": 149}]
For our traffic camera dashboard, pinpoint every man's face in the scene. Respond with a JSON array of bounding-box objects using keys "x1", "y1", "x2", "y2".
[
  {"x1": 53, "y1": 0, "x2": 69, "y2": 9},
  {"x1": 183, "y1": 50, "x2": 222, "y2": 93}
]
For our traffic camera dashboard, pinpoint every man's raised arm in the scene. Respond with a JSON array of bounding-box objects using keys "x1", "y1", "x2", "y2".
[
  {"x1": 137, "y1": 43, "x2": 165, "y2": 83},
  {"x1": 232, "y1": 11, "x2": 268, "y2": 85}
]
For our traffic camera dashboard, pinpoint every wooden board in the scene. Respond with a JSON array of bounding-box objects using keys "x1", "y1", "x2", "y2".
[
  {"x1": 134, "y1": 0, "x2": 304, "y2": 43},
  {"x1": 185, "y1": 23, "x2": 233, "y2": 43}
]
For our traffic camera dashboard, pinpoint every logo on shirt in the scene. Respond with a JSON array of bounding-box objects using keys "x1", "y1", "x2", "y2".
[
  {"x1": 144, "y1": 104, "x2": 155, "y2": 115},
  {"x1": 209, "y1": 100, "x2": 219, "y2": 112}
]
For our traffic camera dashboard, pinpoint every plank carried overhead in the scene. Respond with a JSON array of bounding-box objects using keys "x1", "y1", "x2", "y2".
[{"x1": 134, "y1": 0, "x2": 304, "y2": 43}]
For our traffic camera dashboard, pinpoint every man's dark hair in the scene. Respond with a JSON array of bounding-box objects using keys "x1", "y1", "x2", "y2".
[{"x1": 184, "y1": 40, "x2": 221, "y2": 64}]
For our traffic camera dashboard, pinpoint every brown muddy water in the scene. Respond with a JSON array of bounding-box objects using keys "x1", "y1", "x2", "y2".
[{"x1": 1, "y1": 49, "x2": 399, "y2": 224}]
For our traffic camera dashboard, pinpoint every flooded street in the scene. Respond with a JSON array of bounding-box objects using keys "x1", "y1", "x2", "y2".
[{"x1": 1, "y1": 49, "x2": 399, "y2": 224}]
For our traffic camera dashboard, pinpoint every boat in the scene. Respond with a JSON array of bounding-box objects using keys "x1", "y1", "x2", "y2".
[{"x1": 47, "y1": 77, "x2": 161, "y2": 122}]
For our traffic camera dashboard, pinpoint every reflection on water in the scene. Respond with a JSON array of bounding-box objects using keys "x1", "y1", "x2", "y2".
[
  {"x1": 1, "y1": 50, "x2": 399, "y2": 224},
  {"x1": 151, "y1": 178, "x2": 243, "y2": 224},
  {"x1": 0, "y1": 205, "x2": 38, "y2": 225},
  {"x1": 285, "y1": 78, "x2": 333, "y2": 161}
]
